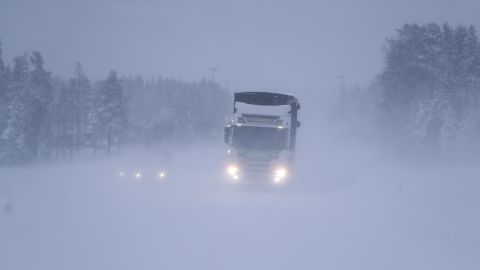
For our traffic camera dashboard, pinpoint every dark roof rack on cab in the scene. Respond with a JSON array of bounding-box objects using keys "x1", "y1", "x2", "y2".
[{"x1": 234, "y1": 92, "x2": 297, "y2": 106}]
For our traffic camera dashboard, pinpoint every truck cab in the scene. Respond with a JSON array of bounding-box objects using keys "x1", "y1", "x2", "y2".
[{"x1": 224, "y1": 92, "x2": 300, "y2": 184}]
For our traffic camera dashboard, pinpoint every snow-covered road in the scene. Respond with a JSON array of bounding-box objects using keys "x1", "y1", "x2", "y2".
[{"x1": 1, "y1": 144, "x2": 480, "y2": 270}]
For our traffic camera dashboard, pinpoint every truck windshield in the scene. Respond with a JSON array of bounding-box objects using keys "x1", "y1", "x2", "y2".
[{"x1": 232, "y1": 126, "x2": 288, "y2": 151}]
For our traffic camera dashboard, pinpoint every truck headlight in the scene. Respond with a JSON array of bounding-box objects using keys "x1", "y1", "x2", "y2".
[
  {"x1": 274, "y1": 167, "x2": 287, "y2": 178},
  {"x1": 227, "y1": 164, "x2": 240, "y2": 181},
  {"x1": 227, "y1": 165, "x2": 239, "y2": 175},
  {"x1": 273, "y1": 167, "x2": 288, "y2": 183}
]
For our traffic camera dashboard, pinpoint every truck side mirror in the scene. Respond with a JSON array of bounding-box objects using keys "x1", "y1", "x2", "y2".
[
  {"x1": 224, "y1": 126, "x2": 231, "y2": 144},
  {"x1": 296, "y1": 121, "x2": 301, "y2": 128}
]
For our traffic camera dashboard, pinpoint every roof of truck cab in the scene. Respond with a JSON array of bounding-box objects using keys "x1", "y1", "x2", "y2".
[{"x1": 234, "y1": 92, "x2": 297, "y2": 106}]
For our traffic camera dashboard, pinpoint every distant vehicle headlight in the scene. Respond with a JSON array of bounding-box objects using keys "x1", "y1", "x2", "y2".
[
  {"x1": 158, "y1": 171, "x2": 167, "y2": 179},
  {"x1": 134, "y1": 172, "x2": 142, "y2": 180}
]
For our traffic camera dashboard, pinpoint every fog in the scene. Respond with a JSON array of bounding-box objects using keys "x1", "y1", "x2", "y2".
[
  {"x1": 2, "y1": 0, "x2": 480, "y2": 269},
  {"x1": 2, "y1": 142, "x2": 480, "y2": 269}
]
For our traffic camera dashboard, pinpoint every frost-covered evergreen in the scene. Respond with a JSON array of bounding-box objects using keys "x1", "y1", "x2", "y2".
[
  {"x1": 96, "y1": 71, "x2": 128, "y2": 153},
  {"x1": 1, "y1": 55, "x2": 32, "y2": 163},
  {"x1": 379, "y1": 23, "x2": 480, "y2": 149},
  {"x1": 29, "y1": 51, "x2": 53, "y2": 158},
  {"x1": 0, "y1": 40, "x2": 230, "y2": 165},
  {"x1": 122, "y1": 76, "x2": 229, "y2": 145},
  {"x1": 337, "y1": 23, "x2": 480, "y2": 152},
  {"x1": 0, "y1": 40, "x2": 10, "y2": 142},
  {"x1": 52, "y1": 85, "x2": 70, "y2": 158},
  {"x1": 68, "y1": 63, "x2": 91, "y2": 151}
]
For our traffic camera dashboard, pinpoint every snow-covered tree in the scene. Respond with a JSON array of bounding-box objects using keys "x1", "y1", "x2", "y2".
[
  {"x1": 68, "y1": 63, "x2": 91, "y2": 151},
  {"x1": 29, "y1": 51, "x2": 53, "y2": 159},
  {"x1": 377, "y1": 23, "x2": 480, "y2": 150},
  {"x1": 1, "y1": 55, "x2": 32, "y2": 164},
  {"x1": 121, "y1": 76, "x2": 229, "y2": 145},
  {"x1": 0, "y1": 39, "x2": 10, "y2": 142},
  {"x1": 96, "y1": 71, "x2": 128, "y2": 153},
  {"x1": 52, "y1": 84, "x2": 75, "y2": 159},
  {"x1": 0, "y1": 38, "x2": 230, "y2": 164}
]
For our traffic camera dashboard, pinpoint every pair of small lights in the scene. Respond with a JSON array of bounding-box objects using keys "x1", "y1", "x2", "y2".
[
  {"x1": 118, "y1": 171, "x2": 142, "y2": 179},
  {"x1": 119, "y1": 171, "x2": 166, "y2": 180}
]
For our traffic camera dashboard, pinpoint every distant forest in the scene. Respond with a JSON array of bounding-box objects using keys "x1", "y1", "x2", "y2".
[
  {"x1": 337, "y1": 23, "x2": 480, "y2": 154},
  {"x1": 0, "y1": 40, "x2": 230, "y2": 165}
]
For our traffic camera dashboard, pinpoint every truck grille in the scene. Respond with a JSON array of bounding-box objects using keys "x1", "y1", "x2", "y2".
[
  {"x1": 242, "y1": 114, "x2": 279, "y2": 124},
  {"x1": 241, "y1": 161, "x2": 272, "y2": 179}
]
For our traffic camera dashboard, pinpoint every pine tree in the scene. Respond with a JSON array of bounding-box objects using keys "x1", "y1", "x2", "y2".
[
  {"x1": 85, "y1": 101, "x2": 101, "y2": 156},
  {"x1": 1, "y1": 55, "x2": 31, "y2": 164},
  {"x1": 96, "y1": 70, "x2": 128, "y2": 153},
  {"x1": 52, "y1": 84, "x2": 75, "y2": 160},
  {"x1": 0, "y1": 39, "x2": 10, "y2": 142},
  {"x1": 29, "y1": 51, "x2": 53, "y2": 159},
  {"x1": 379, "y1": 23, "x2": 480, "y2": 150},
  {"x1": 68, "y1": 63, "x2": 91, "y2": 151},
  {"x1": 0, "y1": 39, "x2": 7, "y2": 101}
]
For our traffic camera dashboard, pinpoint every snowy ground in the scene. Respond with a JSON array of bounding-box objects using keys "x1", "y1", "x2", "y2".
[{"x1": 1, "y1": 142, "x2": 480, "y2": 270}]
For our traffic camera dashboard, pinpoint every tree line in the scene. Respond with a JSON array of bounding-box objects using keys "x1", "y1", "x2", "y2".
[
  {"x1": 0, "y1": 40, "x2": 230, "y2": 165},
  {"x1": 337, "y1": 23, "x2": 480, "y2": 154}
]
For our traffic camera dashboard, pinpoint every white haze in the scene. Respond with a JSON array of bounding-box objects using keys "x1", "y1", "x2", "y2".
[
  {"x1": 1, "y1": 0, "x2": 480, "y2": 269},
  {"x1": 2, "y1": 139, "x2": 480, "y2": 269}
]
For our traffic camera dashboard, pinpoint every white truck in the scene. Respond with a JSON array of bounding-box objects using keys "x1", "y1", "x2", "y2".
[{"x1": 224, "y1": 92, "x2": 301, "y2": 185}]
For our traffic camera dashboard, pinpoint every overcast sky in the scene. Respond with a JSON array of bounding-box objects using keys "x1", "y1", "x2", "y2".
[{"x1": 1, "y1": 0, "x2": 480, "y2": 94}]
